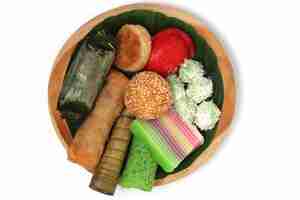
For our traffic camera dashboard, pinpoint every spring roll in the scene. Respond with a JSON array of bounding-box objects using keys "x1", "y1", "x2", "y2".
[
  {"x1": 89, "y1": 110, "x2": 133, "y2": 195},
  {"x1": 68, "y1": 70, "x2": 129, "y2": 171}
]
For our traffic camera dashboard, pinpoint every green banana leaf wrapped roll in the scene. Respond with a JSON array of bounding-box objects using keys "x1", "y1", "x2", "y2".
[
  {"x1": 89, "y1": 110, "x2": 133, "y2": 195},
  {"x1": 58, "y1": 30, "x2": 116, "y2": 123}
]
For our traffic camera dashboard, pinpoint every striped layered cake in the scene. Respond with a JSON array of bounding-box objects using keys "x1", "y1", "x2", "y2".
[{"x1": 130, "y1": 109, "x2": 204, "y2": 172}]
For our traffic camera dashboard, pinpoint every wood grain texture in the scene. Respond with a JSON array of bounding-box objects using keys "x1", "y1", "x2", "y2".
[{"x1": 48, "y1": 3, "x2": 236, "y2": 186}]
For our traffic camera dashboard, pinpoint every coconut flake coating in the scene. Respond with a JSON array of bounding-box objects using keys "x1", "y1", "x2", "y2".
[
  {"x1": 174, "y1": 99, "x2": 193, "y2": 124},
  {"x1": 168, "y1": 74, "x2": 193, "y2": 124},
  {"x1": 167, "y1": 74, "x2": 186, "y2": 101},
  {"x1": 179, "y1": 59, "x2": 204, "y2": 83},
  {"x1": 125, "y1": 71, "x2": 172, "y2": 119},
  {"x1": 186, "y1": 98, "x2": 197, "y2": 117},
  {"x1": 168, "y1": 59, "x2": 221, "y2": 131},
  {"x1": 194, "y1": 101, "x2": 221, "y2": 130},
  {"x1": 186, "y1": 77, "x2": 213, "y2": 104}
]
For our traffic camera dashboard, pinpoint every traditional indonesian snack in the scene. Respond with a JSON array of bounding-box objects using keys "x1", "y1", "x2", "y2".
[
  {"x1": 179, "y1": 59, "x2": 204, "y2": 83},
  {"x1": 168, "y1": 59, "x2": 219, "y2": 131},
  {"x1": 171, "y1": 28, "x2": 195, "y2": 57},
  {"x1": 167, "y1": 74, "x2": 186, "y2": 101},
  {"x1": 115, "y1": 24, "x2": 151, "y2": 72},
  {"x1": 178, "y1": 98, "x2": 197, "y2": 124},
  {"x1": 186, "y1": 77, "x2": 213, "y2": 104},
  {"x1": 58, "y1": 30, "x2": 116, "y2": 121},
  {"x1": 89, "y1": 110, "x2": 133, "y2": 195},
  {"x1": 68, "y1": 70, "x2": 129, "y2": 171},
  {"x1": 174, "y1": 98, "x2": 194, "y2": 124},
  {"x1": 145, "y1": 28, "x2": 195, "y2": 76},
  {"x1": 130, "y1": 109, "x2": 204, "y2": 172},
  {"x1": 119, "y1": 136, "x2": 158, "y2": 191},
  {"x1": 168, "y1": 75, "x2": 195, "y2": 124},
  {"x1": 125, "y1": 71, "x2": 172, "y2": 119},
  {"x1": 194, "y1": 101, "x2": 221, "y2": 131},
  {"x1": 52, "y1": 9, "x2": 226, "y2": 195}
]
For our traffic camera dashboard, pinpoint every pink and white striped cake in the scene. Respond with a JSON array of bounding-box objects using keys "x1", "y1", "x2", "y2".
[{"x1": 130, "y1": 109, "x2": 204, "y2": 172}]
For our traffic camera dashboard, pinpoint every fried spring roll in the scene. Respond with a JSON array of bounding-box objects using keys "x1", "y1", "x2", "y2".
[
  {"x1": 68, "y1": 70, "x2": 129, "y2": 171},
  {"x1": 89, "y1": 110, "x2": 133, "y2": 195}
]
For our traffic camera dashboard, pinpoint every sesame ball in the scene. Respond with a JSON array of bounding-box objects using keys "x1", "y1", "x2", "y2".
[{"x1": 125, "y1": 71, "x2": 172, "y2": 119}]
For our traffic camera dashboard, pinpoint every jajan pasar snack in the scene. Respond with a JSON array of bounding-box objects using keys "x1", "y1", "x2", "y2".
[{"x1": 68, "y1": 70, "x2": 129, "y2": 171}]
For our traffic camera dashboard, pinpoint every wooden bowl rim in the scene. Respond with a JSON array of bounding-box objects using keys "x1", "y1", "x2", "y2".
[{"x1": 48, "y1": 3, "x2": 236, "y2": 186}]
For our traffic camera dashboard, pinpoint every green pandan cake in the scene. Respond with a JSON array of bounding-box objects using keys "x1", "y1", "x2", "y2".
[{"x1": 119, "y1": 136, "x2": 158, "y2": 191}]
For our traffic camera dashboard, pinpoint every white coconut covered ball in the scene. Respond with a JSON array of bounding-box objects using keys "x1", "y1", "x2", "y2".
[
  {"x1": 194, "y1": 101, "x2": 221, "y2": 131},
  {"x1": 179, "y1": 59, "x2": 204, "y2": 83},
  {"x1": 186, "y1": 77, "x2": 213, "y2": 104}
]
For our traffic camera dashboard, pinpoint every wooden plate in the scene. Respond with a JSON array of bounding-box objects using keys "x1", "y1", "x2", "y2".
[{"x1": 48, "y1": 3, "x2": 236, "y2": 186}]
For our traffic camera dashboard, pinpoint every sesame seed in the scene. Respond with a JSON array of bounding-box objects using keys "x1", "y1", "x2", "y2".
[{"x1": 125, "y1": 71, "x2": 172, "y2": 119}]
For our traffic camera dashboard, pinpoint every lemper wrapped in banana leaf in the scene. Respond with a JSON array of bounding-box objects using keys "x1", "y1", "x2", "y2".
[{"x1": 58, "y1": 30, "x2": 116, "y2": 125}]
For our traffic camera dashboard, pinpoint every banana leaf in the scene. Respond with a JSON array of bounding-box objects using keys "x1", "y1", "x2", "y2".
[
  {"x1": 67, "y1": 10, "x2": 224, "y2": 178},
  {"x1": 58, "y1": 31, "x2": 116, "y2": 135}
]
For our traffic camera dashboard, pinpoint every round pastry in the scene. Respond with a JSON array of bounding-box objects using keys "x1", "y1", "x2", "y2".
[
  {"x1": 125, "y1": 71, "x2": 172, "y2": 119},
  {"x1": 115, "y1": 24, "x2": 151, "y2": 72},
  {"x1": 145, "y1": 28, "x2": 195, "y2": 77}
]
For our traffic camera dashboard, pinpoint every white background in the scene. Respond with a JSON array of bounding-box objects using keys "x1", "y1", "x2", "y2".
[{"x1": 0, "y1": 0, "x2": 299, "y2": 199}]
